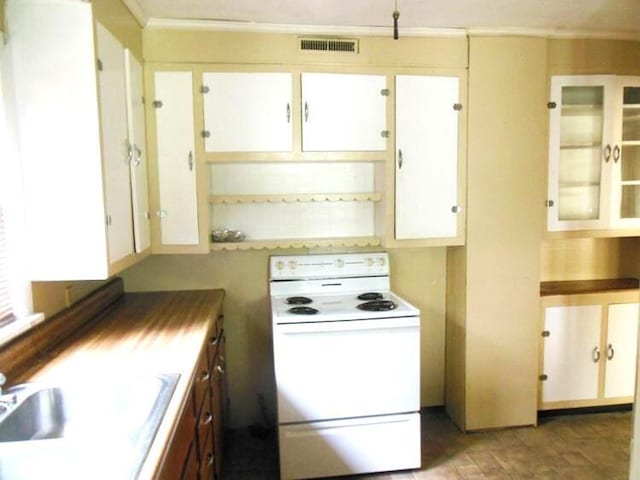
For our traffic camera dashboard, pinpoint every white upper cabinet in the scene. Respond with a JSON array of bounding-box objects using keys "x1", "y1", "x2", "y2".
[
  {"x1": 395, "y1": 75, "x2": 462, "y2": 241},
  {"x1": 7, "y1": 0, "x2": 108, "y2": 280},
  {"x1": 547, "y1": 75, "x2": 640, "y2": 232},
  {"x1": 202, "y1": 72, "x2": 293, "y2": 152},
  {"x1": 124, "y1": 50, "x2": 151, "y2": 253},
  {"x1": 153, "y1": 71, "x2": 200, "y2": 246},
  {"x1": 96, "y1": 23, "x2": 134, "y2": 265},
  {"x1": 301, "y1": 73, "x2": 387, "y2": 152}
]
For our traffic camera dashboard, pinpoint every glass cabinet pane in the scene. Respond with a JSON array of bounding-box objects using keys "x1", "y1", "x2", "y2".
[
  {"x1": 620, "y1": 86, "x2": 640, "y2": 219},
  {"x1": 557, "y1": 86, "x2": 605, "y2": 221}
]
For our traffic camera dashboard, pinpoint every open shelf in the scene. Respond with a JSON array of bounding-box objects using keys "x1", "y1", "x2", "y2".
[{"x1": 210, "y1": 236, "x2": 382, "y2": 251}]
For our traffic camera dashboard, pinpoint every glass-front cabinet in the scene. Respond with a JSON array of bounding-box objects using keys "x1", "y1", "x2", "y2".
[{"x1": 547, "y1": 75, "x2": 640, "y2": 232}]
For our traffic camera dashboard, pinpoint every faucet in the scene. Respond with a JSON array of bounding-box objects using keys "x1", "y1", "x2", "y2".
[
  {"x1": 0, "y1": 372, "x2": 5, "y2": 395},
  {"x1": 0, "y1": 373, "x2": 16, "y2": 412}
]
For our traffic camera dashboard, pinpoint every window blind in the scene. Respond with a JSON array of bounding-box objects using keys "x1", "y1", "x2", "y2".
[{"x1": 0, "y1": 205, "x2": 14, "y2": 326}]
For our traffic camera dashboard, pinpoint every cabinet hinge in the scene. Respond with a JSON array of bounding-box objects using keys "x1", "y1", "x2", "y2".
[
  {"x1": 453, "y1": 103, "x2": 463, "y2": 111},
  {"x1": 201, "y1": 130, "x2": 211, "y2": 138},
  {"x1": 141, "y1": 96, "x2": 145, "y2": 105},
  {"x1": 380, "y1": 88, "x2": 390, "y2": 96},
  {"x1": 200, "y1": 85, "x2": 210, "y2": 94},
  {"x1": 547, "y1": 101, "x2": 557, "y2": 109},
  {"x1": 539, "y1": 374, "x2": 548, "y2": 381},
  {"x1": 153, "y1": 100, "x2": 163, "y2": 109},
  {"x1": 542, "y1": 330, "x2": 550, "y2": 337},
  {"x1": 97, "y1": 59, "x2": 103, "y2": 72},
  {"x1": 545, "y1": 200, "x2": 555, "y2": 208},
  {"x1": 380, "y1": 130, "x2": 390, "y2": 138}
]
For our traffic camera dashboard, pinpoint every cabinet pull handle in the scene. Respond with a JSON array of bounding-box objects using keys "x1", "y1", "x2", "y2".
[
  {"x1": 200, "y1": 371, "x2": 210, "y2": 382},
  {"x1": 133, "y1": 145, "x2": 142, "y2": 167},
  {"x1": 126, "y1": 143, "x2": 134, "y2": 165},
  {"x1": 216, "y1": 365, "x2": 225, "y2": 375},
  {"x1": 592, "y1": 346, "x2": 601, "y2": 363},
  {"x1": 202, "y1": 412, "x2": 213, "y2": 425},
  {"x1": 613, "y1": 145, "x2": 621, "y2": 163},
  {"x1": 304, "y1": 102, "x2": 309, "y2": 122},
  {"x1": 286, "y1": 103, "x2": 291, "y2": 123},
  {"x1": 398, "y1": 149, "x2": 403, "y2": 169},
  {"x1": 604, "y1": 144, "x2": 612, "y2": 163},
  {"x1": 607, "y1": 343, "x2": 615, "y2": 360},
  {"x1": 207, "y1": 452, "x2": 215, "y2": 467},
  {"x1": 188, "y1": 150, "x2": 194, "y2": 171}
]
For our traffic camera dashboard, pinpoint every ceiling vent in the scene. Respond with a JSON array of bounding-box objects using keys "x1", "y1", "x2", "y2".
[{"x1": 299, "y1": 38, "x2": 359, "y2": 54}]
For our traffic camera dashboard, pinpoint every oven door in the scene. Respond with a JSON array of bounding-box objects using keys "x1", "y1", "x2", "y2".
[{"x1": 273, "y1": 316, "x2": 420, "y2": 423}]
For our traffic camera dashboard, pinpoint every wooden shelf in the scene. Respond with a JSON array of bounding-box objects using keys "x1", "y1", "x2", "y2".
[
  {"x1": 209, "y1": 192, "x2": 382, "y2": 204},
  {"x1": 559, "y1": 143, "x2": 601, "y2": 150},
  {"x1": 210, "y1": 236, "x2": 382, "y2": 251},
  {"x1": 561, "y1": 105, "x2": 603, "y2": 115},
  {"x1": 540, "y1": 278, "x2": 640, "y2": 297}
]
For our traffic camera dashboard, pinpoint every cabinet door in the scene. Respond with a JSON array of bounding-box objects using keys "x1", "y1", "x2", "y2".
[
  {"x1": 124, "y1": 50, "x2": 151, "y2": 253},
  {"x1": 611, "y1": 77, "x2": 640, "y2": 228},
  {"x1": 604, "y1": 303, "x2": 639, "y2": 398},
  {"x1": 154, "y1": 72, "x2": 200, "y2": 245},
  {"x1": 395, "y1": 75, "x2": 460, "y2": 240},
  {"x1": 96, "y1": 23, "x2": 134, "y2": 264},
  {"x1": 301, "y1": 73, "x2": 387, "y2": 151},
  {"x1": 202, "y1": 72, "x2": 293, "y2": 152},
  {"x1": 7, "y1": 0, "x2": 109, "y2": 280},
  {"x1": 542, "y1": 305, "x2": 601, "y2": 403},
  {"x1": 547, "y1": 75, "x2": 615, "y2": 231}
]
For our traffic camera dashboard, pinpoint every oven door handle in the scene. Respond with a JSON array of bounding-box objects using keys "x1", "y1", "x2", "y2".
[{"x1": 276, "y1": 317, "x2": 419, "y2": 334}]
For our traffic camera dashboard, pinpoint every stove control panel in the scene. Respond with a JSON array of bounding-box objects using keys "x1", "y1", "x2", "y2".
[{"x1": 270, "y1": 252, "x2": 389, "y2": 280}]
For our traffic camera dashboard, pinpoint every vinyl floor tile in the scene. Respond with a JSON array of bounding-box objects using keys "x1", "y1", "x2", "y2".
[{"x1": 222, "y1": 407, "x2": 632, "y2": 480}]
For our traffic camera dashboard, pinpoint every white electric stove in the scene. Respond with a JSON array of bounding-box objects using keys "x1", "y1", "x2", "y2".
[{"x1": 270, "y1": 252, "x2": 421, "y2": 480}]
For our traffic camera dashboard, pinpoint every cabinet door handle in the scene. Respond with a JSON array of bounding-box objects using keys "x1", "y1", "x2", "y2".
[
  {"x1": 188, "y1": 150, "x2": 194, "y2": 171},
  {"x1": 592, "y1": 346, "x2": 601, "y2": 363},
  {"x1": 604, "y1": 144, "x2": 612, "y2": 163},
  {"x1": 398, "y1": 149, "x2": 403, "y2": 169},
  {"x1": 286, "y1": 103, "x2": 291, "y2": 123},
  {"x1": 304, "y1": 102, "x2": 309, "y2": 122},
  {"x1": 200, "y1": 371, "x2": 210, "y2": 382},
  {"x1": 126, "y1": 143, "x2": 134, "y2": 165},
  {"x1": 133, "y1": 145, "x2": 142, "y2": 167},
  {"x1": 613, "y1": 145, "x2": 621, "y2": 163},
  {"x1": 202, "y1": 411, "x2": 213, "y2": 425},
  {"x1": 607, "y1": 343, "x2": 615, "y2": 360},
  {"x1": 216, "y1": 364, "x2": 225, "y2": 375}
]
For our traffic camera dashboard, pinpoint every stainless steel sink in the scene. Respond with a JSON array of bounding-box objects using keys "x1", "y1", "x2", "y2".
[{"x1": 0, "y1": 373, "x2": 179, "y2": 479}]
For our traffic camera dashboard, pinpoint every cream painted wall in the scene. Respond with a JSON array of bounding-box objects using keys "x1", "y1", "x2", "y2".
[
  {"x1": 120, "y1": 248, "x2": 447, "y2": 428},
  {"x1": 449, "y1": 36, "x2": 547, "y2": 431}
]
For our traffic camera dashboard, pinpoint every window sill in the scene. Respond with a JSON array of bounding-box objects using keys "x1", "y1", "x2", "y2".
[{"x1": 0, "y1": 312, "x2": 46, "y2": 348}]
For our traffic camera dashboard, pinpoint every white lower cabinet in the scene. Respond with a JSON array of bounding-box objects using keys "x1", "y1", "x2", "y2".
[
  {"x1": 540, "y1": 294, "x2": 639, "y2": 409},
  {"x1": 394, "y1": 74, "x2": 463, "y2": 242},
  {"x1": 152, "y1": 71, "x2": 200, "y2": 247}
]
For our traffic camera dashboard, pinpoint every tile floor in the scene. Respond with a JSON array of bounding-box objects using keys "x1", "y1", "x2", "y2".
[{"x1": 222, "y1": 407, "x2": 632, "y2": 479}]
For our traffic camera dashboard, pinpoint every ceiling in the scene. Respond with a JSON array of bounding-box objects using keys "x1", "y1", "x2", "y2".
[{"x1": 129, "y1": 0, "x2": 640, "y2": 38}]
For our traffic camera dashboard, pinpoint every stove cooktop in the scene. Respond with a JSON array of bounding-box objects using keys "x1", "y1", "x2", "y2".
[{"x1": 271, "y1": 291, "x2": 419, "y2": 324}]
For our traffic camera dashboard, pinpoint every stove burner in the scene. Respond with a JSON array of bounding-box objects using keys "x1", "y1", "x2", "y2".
[
  {"x1": 357, "y1": 292, "x2": 384, "y2": 301},
  {"x1": 286, "y1": 296, "x2": 313, "y2": 305},
  {"x1": 357, "y1": 300, "x2": 397, "y2": 312},
  {"x1": 288, "y1": 306, "x2": 319, "y2": 315}
]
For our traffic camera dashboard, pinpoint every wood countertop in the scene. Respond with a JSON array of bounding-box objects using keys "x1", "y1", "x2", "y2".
[
  {"x1": 540, "y1": 278, "x2": 640, "y2": 297},
  {"x1": 15, "y1": 286, "x2": 225, "y2": 479}
]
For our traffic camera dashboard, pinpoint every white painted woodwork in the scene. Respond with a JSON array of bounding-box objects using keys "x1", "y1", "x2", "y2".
[
  {"x1": 7, "y1": 0, "x2": 108, "y2": 280},
  {"x1": 395, "y1": 75, "x2": 460, "y2": 239},
  {"x1": 124, "y1": 50, "x2": 151, "y2": 253},
  {"x1": 547, "y1": 75, "x2": 640, "y2": 231},
  {"x1": 542, "y1": 305, "x2": 602, "y2": 403},
  {"x1": 301, "y1": 73, "x2": 387, "y2": 152},
  {"x1": 96, "y1": 23, "x2": 134, "y2": 265},
  {"x1": 605, "y1": 302, "x2": 640, "y2": 398},
  {"x1": 202, "y1": 72, "x2": 293, "y2": 152},
  {"x1": 154, "y1": 71, "x2": 199, "y2": 245}
]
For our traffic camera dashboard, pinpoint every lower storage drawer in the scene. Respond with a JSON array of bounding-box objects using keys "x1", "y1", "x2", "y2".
[{"x1": 278, "y1": 412, "x2": 421, "y2": 480}]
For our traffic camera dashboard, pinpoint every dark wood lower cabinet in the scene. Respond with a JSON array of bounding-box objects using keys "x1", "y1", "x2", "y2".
[{"x1": 158, "y1": 313, "x2": 227, "y2": 479}]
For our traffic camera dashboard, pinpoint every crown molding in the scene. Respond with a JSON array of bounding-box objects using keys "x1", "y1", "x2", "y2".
[
  {"x1": 120, "y1": 0, "x2": 148, "y2": 27},
  {"x1": 467, "y1": 26, "x2": 640, "y2": 41},
  {"x1": 144, "y1": 18, "x2": 467, "y2": 38}
]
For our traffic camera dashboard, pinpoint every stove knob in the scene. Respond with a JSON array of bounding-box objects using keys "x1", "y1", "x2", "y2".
[
  {"x1": 276, "y1": 261, "x2": 285, "y2": 270},
  {"x1": 335, "y1": 259, "x2": 344, "y2": 268},
  {"x1": 365, "y1": 258, "x2": 374, "y2": 267},
  {"x1": 288, "y1": 260, "x2": 297, "y2": 270},
  {"x1": 377, "y1": 257, "x2": 385, "y2": 266}
]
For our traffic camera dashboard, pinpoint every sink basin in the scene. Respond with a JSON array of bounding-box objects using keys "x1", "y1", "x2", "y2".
[{"x1": 0, "y1": 373, "x2": 179, "y2": 479}]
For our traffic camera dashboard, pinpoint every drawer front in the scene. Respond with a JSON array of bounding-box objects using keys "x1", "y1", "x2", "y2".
[
  {"x1": 197, "y1": 388, "x2": 214, "y2": 462},
  {"x1": 198, "y1": 430, "x2": 215, "y2": 480}
]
